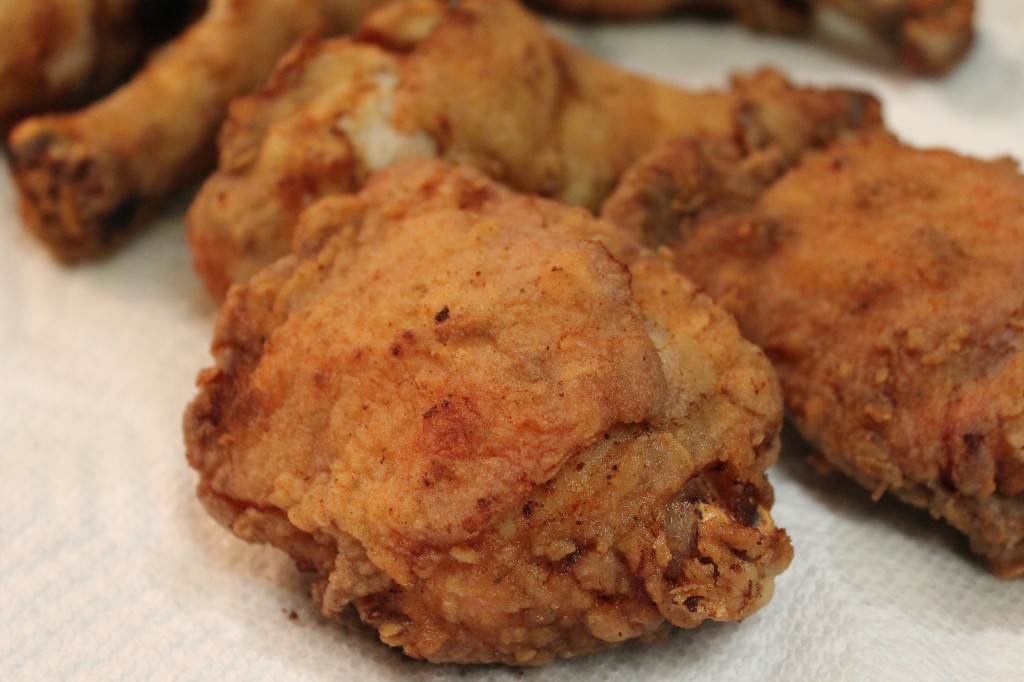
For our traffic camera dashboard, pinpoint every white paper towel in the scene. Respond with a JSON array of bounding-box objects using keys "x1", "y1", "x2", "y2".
[{"x1": 2, "y1": 2, "x2": 1023, "y2": 679}]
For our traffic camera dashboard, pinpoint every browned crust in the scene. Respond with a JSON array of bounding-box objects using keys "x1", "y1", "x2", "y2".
[
  {"x1": 184, "y1": 160, "x2": 792, "y2": 664},
  {"x1": 605, "y1": 132, "x2": 1024, "y2": 577}
]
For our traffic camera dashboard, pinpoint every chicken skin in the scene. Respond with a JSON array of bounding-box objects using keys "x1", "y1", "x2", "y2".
[
  {"x1": 184, "y1": 160, "x2": 793, "y2": 664},
  {"x1": 603, "y1": 131, "x2": 1024, "y2": 577},
  {"x1": 186, "y1": 0, "x2": 880, "y2": 298}
]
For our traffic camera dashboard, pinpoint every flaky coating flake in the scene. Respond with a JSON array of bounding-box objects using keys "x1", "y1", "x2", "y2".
[
  {"x1": 606, "y1": 132, "x2": 1024, "y2": 577},
  {"x1": 186, "y1": 0, "x2": 879, "y2": 299},
  {"x1": 185, "y1": 160, "x2": 791, "y2": 665}
]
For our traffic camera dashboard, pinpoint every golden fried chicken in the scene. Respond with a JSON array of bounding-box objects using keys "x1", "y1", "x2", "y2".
[
  {"x1": 184, "y1": 159, "x2": 793, "y2": 665},
  {"x1": 185, "y1": 0, "x2": 880, "y2": 298},
  {"x1": 0, "y1": 0, "x2": 198, "y2": 132},
  {"x1": 529, "y1": 0, "x2": 974, "y2": 75},
  {"x1": 6, "y1": 0, "x2": 392, "y2": 262},
  {"x1": 603, "y1": 131, "x2": 1024, "y2": 578}
]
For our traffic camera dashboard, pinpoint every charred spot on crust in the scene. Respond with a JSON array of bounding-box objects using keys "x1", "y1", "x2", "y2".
[
  {"x1": 434, "y1": 306, "x2": 450, "y2": 323},
  {"x1": 963, "y1": 432, "x2": 983, "y2": 453},
  {"x1": 725, "y1": 481, "x2": 761, "y2": 528},
  {"x1": 683, "y1": 465, "x2": 761, "y2": 527},
  {"x1": 560, "y1": 548, "x2": 582, "y2": 567},
  {"x1": 390, "y1": 330, "x2": 417, "y2": 357}
]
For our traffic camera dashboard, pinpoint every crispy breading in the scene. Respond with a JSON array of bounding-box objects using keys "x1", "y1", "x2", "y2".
[
  {"x1": 529, "y1": 0, "x2": 974, "y2": 74},
  {"x1": 185, "y1": 0, "x2": 880, "y2": 298},
  {"x1": 0, "y1": 0, "x2": 197, "y2": 132},
  {"x1": 6, "y1": 0, "x2": 391, "y2": 262},
  {"x1": 603, "y1": 131, "x2": 1024, "y2": 577},
  {"x1": 184, "y1": 160, "x2": 792, "y2": 664}
]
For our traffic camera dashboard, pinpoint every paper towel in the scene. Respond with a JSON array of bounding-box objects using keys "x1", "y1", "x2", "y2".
[{"x1": 2, "y1": 2, "x2": 1022, "y2": 679}]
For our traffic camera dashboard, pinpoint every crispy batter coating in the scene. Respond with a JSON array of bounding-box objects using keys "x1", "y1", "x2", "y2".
[
  {"x1": 6, "y1": 0, "x2": 391, "y2": 262},
  {"x1": 184, "y1": 160, "x2": 792, "y2": 664},
  {"x1": 186, "y1": 0, "x2": 880, "y2": 298},
  {"x1": 0, "y1": 0, "x2": 196, "y2": 132},
  {"x1": 604, "y1": 132, "x2": 1024, "y2": 577},
  {"x1": 529, "y1": 0, "x2": 974, "y2": 75}
]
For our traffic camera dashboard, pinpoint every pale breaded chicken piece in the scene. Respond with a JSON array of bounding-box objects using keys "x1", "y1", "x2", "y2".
[
  {"x1": 184, "y1": 160, "x2": 793, "y2": 665},
  {"x1": 529, "y1": 0, "x2": 974, "y2": 75},
  {"x1": 603, "y1": 131, "x2": 1024, "y2": 578},
  {"x1": 6, "y1": 0, "x2": 392, "y2": 262},
  {"x1": 186, "y1": 0, "x2": 881, "y2": 298},
  {"x1": 0, "y1": 0, "x2": 197, "y2": 132}
]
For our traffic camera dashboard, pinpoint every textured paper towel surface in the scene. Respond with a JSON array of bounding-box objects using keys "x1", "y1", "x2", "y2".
[{"x1": 2, "y1": 3, "x2": 1023, "y2": 680}]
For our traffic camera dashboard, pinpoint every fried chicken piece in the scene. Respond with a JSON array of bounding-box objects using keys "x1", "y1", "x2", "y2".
[
  {"x1": 529, "y1": 0, "x2": 809, "y2": 30},
  {"x1": 184, "y1": 159, "x2": 792, "y2": 665},
  {"x1": 0, "y1": 0, "x2": 198, "y2": 133},
  {"x1": 529, "y1": 0, "x2": 974, "y2": 75},
  {"x1": 817, "y1": 0, "x2": 975, "y2": 75},
  {"x1": 6, "y1": 0, "x2": 392, "y2": 263},
  {"x1": 186, "y1": 0, "x2": 880, "y2": 299},
  {"x1": 603, "y1": 131, "x2": 1024, "y2": 578}
]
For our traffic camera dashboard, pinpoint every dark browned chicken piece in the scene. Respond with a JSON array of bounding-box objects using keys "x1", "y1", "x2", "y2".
[
  {"x1": 603, "y1": 131, "x2": 1024, "y2": 578},
  {"x1": 185, "y1": 0, "x2": 881, "y2": 298},
  {"x1": 184, "y1": 159, "x2": 793, "y2": 665},
  {"x1": 6, "y1": 0, "x2": 392, "y2": 263},
  {"x1": 529, "y1": 0, "x2": 974, "y2": 75}
]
